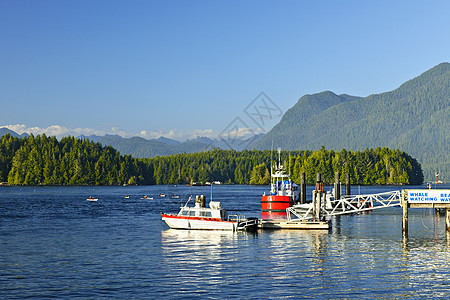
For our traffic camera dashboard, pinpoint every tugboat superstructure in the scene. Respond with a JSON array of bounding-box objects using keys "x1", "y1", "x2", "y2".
[{"x1": 261, "y1": 149, "x2": 298, "y2": 219}]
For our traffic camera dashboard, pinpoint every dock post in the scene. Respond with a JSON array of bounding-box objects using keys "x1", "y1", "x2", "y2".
[
  {"x1": 315, "y1": 190, "x2": 322, "y2": 222},
  {"x1": 401, "y1": 190, "x2": 408, "y2": 236},
  {"x1": 345, "y1": 173, "x2": 351, "y2": 197},
  {"x1": 300, "y1": 172, "x2": 306, "y2": 204},
  {"x1": 316, "y1": 173, "x2": 322, "y2": 191},
  {"x1": 312, "y1": 190, "x2": 317, "y2": 222},
  {"x1": 313, "y1": 173, "x2": 324, "y2": 222},
  {"x1": 334, "y1": 172, "x2": 341, "y2": 200},
  {"x1": 320, "y1": 190, "x2": 325, "y2": 221},
  {"x1": 446, "y1": 209, "x2": 450, "y2": 232}
]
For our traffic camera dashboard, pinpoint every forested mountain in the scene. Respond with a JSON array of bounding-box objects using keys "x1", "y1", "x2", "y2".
[
  {"x1": 252, "y1": 63, "x2": 450, "y2": 181},
  {"x1": 0, "y1": 134, "x2": 422, "y2": 185}
]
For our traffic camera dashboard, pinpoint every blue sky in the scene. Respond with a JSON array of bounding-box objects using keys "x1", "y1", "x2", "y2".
[{"x1": 1, "y1": 0, "x2": 449, "y2": 141}]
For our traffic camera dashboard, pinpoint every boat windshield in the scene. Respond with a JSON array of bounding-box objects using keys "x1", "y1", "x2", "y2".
[{"x1": 180, "y1": 210, "x2": 196, "y2": 216}]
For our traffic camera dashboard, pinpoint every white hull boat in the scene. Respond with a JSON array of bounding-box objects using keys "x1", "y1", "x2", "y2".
[{"x1": 161, "y1": 195, "x2": 258, "y2": 231}]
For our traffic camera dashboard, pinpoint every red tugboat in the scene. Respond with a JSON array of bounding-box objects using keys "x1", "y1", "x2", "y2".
[{"x1": 261, "y1": 149, "x2": 298, "y2": 219}]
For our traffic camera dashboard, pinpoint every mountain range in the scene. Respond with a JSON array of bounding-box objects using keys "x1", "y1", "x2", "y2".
[
  {"x1": 252, "y1": 62, "x2": 449, "y2": 180},
  {"x1": 1, "y1": 63, "x2": 448, "y2": 180},
  {"x1": 78, "y1": 134, "x2": 264, "y2": 157},
  {"x1": 0, "y1": 128, "x2": 29, "y2": 139}
]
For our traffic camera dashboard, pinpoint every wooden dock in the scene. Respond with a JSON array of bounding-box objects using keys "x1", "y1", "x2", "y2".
[{"x1": 259, "y1": 219, "x2": 330, "y2": 230}]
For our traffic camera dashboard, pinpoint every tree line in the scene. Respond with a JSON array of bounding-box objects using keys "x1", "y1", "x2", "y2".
[
  {"x1": 143, "y1": 146, "x2": 423, "y2": 185},
  {"x1": 0, "y1": 134, "x2": 423, "y2": 186},
  {"x1": 1, "y1": 133, "x2": 149, "y2": 185}
]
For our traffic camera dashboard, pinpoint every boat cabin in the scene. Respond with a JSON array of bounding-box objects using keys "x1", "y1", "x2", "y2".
[{"x1": 178, "y1": 200, "x2": 228, "y2": 220}]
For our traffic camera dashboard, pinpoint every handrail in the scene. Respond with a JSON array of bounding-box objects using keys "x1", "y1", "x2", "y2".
[{"x1": 288, "y1": 190, "x2": 402, "y2": 220}]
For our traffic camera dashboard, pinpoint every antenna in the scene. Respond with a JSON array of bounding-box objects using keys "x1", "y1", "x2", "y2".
[
  {"x1": 271, "y1": 140, "x2": 273, "y2": 176},
  {"x1": 277, "y1": 148, "x2": 281, "y2": 171}
]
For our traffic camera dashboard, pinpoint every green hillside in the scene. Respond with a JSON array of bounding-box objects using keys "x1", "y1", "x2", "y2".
[
  {"x1": 253, "y1": 63, "x2": 450, "y2": 181},
  {"x1": 1, "y1": 134, "x2": 422, "y2": 186}
]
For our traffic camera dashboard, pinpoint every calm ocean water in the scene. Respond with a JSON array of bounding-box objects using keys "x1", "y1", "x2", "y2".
[{"x1": 1, "y1": 184, "x2": 449, "y2": 299}]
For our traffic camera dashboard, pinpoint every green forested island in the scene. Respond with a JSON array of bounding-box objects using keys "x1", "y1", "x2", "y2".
[{"x1": 0, "y1": 133, "x2": 423, "y2": 186}]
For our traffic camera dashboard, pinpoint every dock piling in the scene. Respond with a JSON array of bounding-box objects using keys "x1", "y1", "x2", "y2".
[
  {"x1": 316, "y1": 173, "x2": 322, "y2": 190},
  {"x1": 300, "y1": 172, "x2": 306, "y2": 204},
  {"x1": 312, "y1": 173, "x2": 324, "y2": 222},
  {"x1": 345, "y1": 173, "x2": 351, "y2": 197},
  {"x1": 401, "y1": 190, "x2": 408, "y2": 236},
  {"x1": 334, "y1": 172, "x2": 341, "y2": 200}
]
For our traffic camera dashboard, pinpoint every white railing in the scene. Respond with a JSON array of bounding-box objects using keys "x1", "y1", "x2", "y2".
[{"x1": 287, "y1": 190, "x2": 401, "y2": 221}]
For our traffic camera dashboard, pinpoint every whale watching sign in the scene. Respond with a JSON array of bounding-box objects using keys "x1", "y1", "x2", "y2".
[{"x1": 407, "y1": 190, "x2": 450, "y2": 203}]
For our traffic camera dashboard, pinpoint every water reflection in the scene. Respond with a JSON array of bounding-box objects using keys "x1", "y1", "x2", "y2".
[
  {"x1": 401, "y1": 241, "x2": 450, "y2": 297},
  {"x1": 161, "y1": 229, "x2": 237, "y2": 249},
  {"x1": 261, "y1": 230, "x2": 329, "y2": 254},
  {"x1": 160, "y1": 229, "x2": 239, "y2": 262},
  {"x1": 159, "y1": 229, "x2": 260, "y2": 297},
  {"x1": 401, "y1": 208, "x2": 449, "y2": 253}
]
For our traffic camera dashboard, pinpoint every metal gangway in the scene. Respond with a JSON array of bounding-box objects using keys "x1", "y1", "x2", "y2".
[{"x1": 287, "y1": 190, "x2": 402, "y2": 221}]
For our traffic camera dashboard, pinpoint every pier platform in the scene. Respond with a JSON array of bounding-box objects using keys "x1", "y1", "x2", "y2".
[{"x1": 259, "y1": 219, "x2": 330, "y2": 230}]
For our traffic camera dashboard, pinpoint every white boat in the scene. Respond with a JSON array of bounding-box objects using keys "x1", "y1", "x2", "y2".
[
  {"x1": 161, "y1": 195, "x2": 258, "y2": 231},
  {"x1": 87, "y1": 197, "x2": 98, "y2": 202}
]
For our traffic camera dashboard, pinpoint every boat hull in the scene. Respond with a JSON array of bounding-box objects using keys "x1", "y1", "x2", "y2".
[
  {"x1": 161, "y1": 214, "x2": 238, "y2": 230},
  {"x1": 261, "y1": 195, "x2": 293, "y2": 219}
]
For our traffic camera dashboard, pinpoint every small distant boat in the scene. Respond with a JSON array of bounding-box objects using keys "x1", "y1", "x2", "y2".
[
  {"x1": 124, "y1": 195, "x2": 130, "y2": 199},
  {"x1": 161, "y1": 195, "x2": 258, "y2": 231},
  {"x1": 87, "y1": 197, "x2": 98, "y2": 202},
  {"x1": 141, "y1": 195, "x2": 153, "y2": 200},
  {"x1": 172, "y1": 195, "x2": 180, "y2": 199},
  {"x1": 160, "y1": 193, "x2": 166, "y2": 197}
]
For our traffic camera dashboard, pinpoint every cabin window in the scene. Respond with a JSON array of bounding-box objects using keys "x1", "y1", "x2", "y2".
[
  {"x1": 200, "y1": 211, "x2": 212, "y2": 217},
  {"x1": 189, "y1": 211, "x2": 196, "y2": 216},
  {"x1": 180, "y1": 210, "x2": 188, "y2": 216}
]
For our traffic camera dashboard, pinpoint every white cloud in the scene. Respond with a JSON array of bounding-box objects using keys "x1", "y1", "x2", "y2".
[
  {"x1": 1, "y1": 124, "x2": 220, "y2": 141},
  {"x1": 137, "y1": 128, "x2": 216, "y2": 141},
  {"x1": 1, "y1": 124, "x2": 262, "y2": 142},
  {"x1": 2, "y1": 124, "x2": 111, "y2": 139}
]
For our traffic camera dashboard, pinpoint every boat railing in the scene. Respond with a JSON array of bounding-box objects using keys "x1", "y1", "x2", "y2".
[
  {"x1": 235, "y1": 216, "x2": 259, "y2": 231},
  {"x1": 228, "y1": 214, "x2": 246, "y2": 222}
]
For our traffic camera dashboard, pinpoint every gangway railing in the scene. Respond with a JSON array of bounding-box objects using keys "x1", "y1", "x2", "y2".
[{"x1": 287, "y1": 190, "x2": 401, "y2": 221}]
